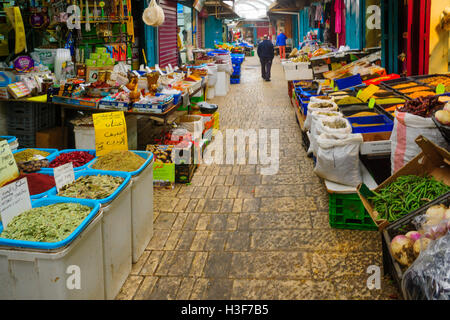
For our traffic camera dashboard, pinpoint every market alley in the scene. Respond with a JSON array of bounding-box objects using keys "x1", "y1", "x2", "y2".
[{"x1": 117, "y1": 56, "x2": 399, "y2": 300}]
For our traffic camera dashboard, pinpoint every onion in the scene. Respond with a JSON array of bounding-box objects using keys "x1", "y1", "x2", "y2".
[
  {"x1": 444, "y1": 208, "x2": 450, "y2": 221},
  {"x1": 405, "y1": 231, "x2": 422, "y2": 242},
  {"x1": 390, "y1": 235, "x2": 415, "y2": 266},
  {"x1": 413, "y1": 238, "x2": 432, "y2": 257},
  {"x1": 435, "y1": 110, "x2": 450, "y2": 125},
  {"x1": 425, "y1": 223, "x2": 448, "y2": 240},
  {"x1": 444, "y1": 102, "x2": 450, "y2": 112},
  {"x1": 426, "y1": 204, "x2": 447, "y2": 220}
]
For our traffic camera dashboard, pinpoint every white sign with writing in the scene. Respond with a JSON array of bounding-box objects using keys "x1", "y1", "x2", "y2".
[
  {"x1": 0, "y1": 178, "x2": 32, "y2": 228},
  {"x1": 54, "y1": 163, "x2": 75, "y2": 192}
]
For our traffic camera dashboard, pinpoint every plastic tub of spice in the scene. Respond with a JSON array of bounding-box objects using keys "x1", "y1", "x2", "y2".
[
  {"x1": 49, "y1": 170, "x2": 132, "y2": 300},
  {"x1": 12, "y1": 148, "x2": 58, "y2": 162},
  {"x1": 88, "y1": 150, "x2": 154, "y2": 263},
  {"x1": 0, "y1": 198, "x2": 104, "y2": 299},
  {"x1": 4, "y1": 171, "x2": 56, "y2": 200},
  {"x1": 41, "y1": 149, "x2": 96, "y2": 173}
]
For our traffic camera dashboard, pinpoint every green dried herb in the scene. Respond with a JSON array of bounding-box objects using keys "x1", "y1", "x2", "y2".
[
  {"x1": 1, "y1": 203, "x2": 91, "y2": 242},
  {"x1": 58, "y1": 175, "x2": 124, "y2": 199},
  {"x1": 92, "y1": 150, "x2": 145, "y2": 172}
]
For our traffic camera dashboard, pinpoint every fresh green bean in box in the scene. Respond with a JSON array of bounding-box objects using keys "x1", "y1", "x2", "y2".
[
  {"x1": 357, "y1": 136, "x2": 450, "y2": 230},
  {"x1": 368, "y1": 175, "x2": 450, "y2": 223}
]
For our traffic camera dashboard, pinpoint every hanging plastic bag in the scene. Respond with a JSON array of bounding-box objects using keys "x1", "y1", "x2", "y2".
[
  {"x1": 304, "y1": 100, "x2": 338, "y2": 131},
  {"x1": 314, "y1": 132, "x2": 364, "y2": 187},
  {"x1": 143, "y1": 0, "x2": 165, "y2": 27},
  {"x1": 391, "y1": 111, "x2": 449, "y2": 174},
  {"x1": 402, "y1": 232, "x2": 450, "y2": 300},
  {"x1": 307, "y1": 110, "x2": 343, "y2": 156}
]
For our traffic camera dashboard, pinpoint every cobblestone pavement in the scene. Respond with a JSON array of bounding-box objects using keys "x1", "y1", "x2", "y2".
[{"x1": 117, "y1": 56, "x2": 400, "y2": 300}]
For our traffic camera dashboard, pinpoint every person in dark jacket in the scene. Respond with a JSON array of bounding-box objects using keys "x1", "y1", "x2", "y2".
[{"x1": 257, "y1": 35, "x2": 274, "y2": 82}]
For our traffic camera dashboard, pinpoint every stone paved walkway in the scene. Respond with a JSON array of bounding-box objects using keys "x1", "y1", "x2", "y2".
[{"x1": 117, "y1": 56, "x2": 399, "y2": 300}]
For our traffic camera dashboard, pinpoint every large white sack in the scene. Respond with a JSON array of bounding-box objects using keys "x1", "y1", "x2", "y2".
[
  {"x1": 304, "y1": 100, "x2": 339, "y2": 131},
  {"x1": 314, "y1": 132, "x2": 364, "y2": 187},
  {"x1": 306, "y1": 110, "x2": 343, "y2": 156},
  {"x1": 391, "y1": 111, "x2": 449, "y2": 174}
]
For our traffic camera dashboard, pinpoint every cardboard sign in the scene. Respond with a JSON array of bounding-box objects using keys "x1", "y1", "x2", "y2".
[
  {"x1": 0, "y1": 140, "x2": 19, "y2": 187},
  {"x1": 54, "y1": 163, "x2": 75, "y2": 192},
  {"x1": 0, "y1": 178, "x2": 31, "y2": 228},
  {"x1": 357, "y1": 84, "x2": 380, "y2": 102},
  {"x1": 153, "y1": 162, "x2": 175, "y2": 183},
  {"x1": 93, "y1": 111, "x2": 128, "y2": 156}
]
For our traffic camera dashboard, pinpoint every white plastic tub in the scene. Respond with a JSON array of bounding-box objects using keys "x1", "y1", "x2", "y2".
[
  {"x1": 0, "y1": 210, "x2": 105, "y2": 300},
  {"x1": 100, "y1": 181, "x2": 132, "y2": 300},
  {"x1": 87, "y1": 152, "x2": 154, "y2": 264},
  {"x1": 129, "y1": 160, "x2": 154, "y2": 263}
]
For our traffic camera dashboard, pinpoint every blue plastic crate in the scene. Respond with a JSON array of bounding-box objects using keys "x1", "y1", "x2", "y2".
[
  {"x1": 335, "y1": 74, "x2": 363, "y2": 90},
  {"x1": 48, "y1": 169, "x2": 132, "y2": 205},
  {"x1": 40, "y1": 149, "x2": 97, "y2": 173},
  {"x1": 347, "y1": 115, "x2": 394, "y2": 134},
  {"x1": 0, "y1": 197, "x2": 101, "y2": 250},
  {"x1": 88, "y1": 151, "x2": 154, "y2": 177},
  {"x1": 0, "y1": 136, "x2": 17, "y2": 145}
]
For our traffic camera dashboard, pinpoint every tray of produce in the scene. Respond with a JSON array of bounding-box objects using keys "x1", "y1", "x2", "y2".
[
  {"x1": 375, "y1": 103, "x2": 405, "y2": 120},
  {"x1": 397, "y1": 96, "x2": 445, "y2": 117},
  {"x1": 381, "y1": 192, "x2": 450, "y2": 299},
  {"x1": 412, "y1": 74, "x2": 450, "y2": 92},
  {"x1": 347, "y1": 114, "x2": 394, "y2": 134}
]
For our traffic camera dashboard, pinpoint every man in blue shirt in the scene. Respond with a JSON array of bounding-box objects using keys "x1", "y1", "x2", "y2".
[
  {"x1": 257, "y1": 35, "x2": 274, "y2": 81},
  {"x1": 276, "y1": 29, "x2": 288, "y2": 59}
]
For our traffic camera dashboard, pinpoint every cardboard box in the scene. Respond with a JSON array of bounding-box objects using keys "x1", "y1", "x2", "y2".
[
  {"x1": 175, "y1": 163, "x2": 196, "y2": 184},
  {"x1": 36, "y1": 126, "x2": 68, "y2": 149},
  {"x1": 146, "y1": 144, "x2": 175, "y2": 188},
  {"x1": 284, "y1": 65, "x2": 314, "y2": 81},
  {"x1": 357, "y1": 136, "x2": 450, "y2": 230}
]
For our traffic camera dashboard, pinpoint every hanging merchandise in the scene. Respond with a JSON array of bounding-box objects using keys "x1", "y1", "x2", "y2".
[
  {"x1": 5, "y1": 7, "x2": 27, "y2": 54},
  {"x1": 86, "y1": 0, "x2": 91, "y2": 32},
  {"x1": 143, "y1": 0, "x2": 165, "y2": 27}
]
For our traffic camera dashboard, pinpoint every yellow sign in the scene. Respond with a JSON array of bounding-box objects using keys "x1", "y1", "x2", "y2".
[
  {"x1": 357, "y1": 84, "x2": 380, "y2": 102},
  {"x1": 93, "y1": 111, "x2": 128, "y2": 156},
  {"x1": 0, "y1": 140, "x2": 19, "y2": 187}
]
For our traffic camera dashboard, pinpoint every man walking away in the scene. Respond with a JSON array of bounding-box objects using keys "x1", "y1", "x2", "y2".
[
  {"x1": 276, "y1": 29, "x2": 288, "y2": 60},
  {"x1": 257, "y1": 35, "x2": 274, "y2": 82}
]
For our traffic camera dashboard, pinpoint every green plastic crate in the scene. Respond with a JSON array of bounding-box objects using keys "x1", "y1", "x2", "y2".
[
  {"x1": 328, "y1": 193, "x2": 378, "y2": 231},
  {"x1": 191, "y1": 95, "x2": 205, "y2": 104}
]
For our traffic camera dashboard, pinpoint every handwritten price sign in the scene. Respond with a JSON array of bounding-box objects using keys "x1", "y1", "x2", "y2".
[
  {"x1": 0, "y1": 140, "x2": 19, "y2": 187},
  {"x1": 0, "y1": 178, "x2": 31, "y2": 228},
  {"x1": 93, "y1": 111, "x2": 128, "y2": 156},
  {"x1": 54, "y1": 163, "x2": 75, "y2": 192}
]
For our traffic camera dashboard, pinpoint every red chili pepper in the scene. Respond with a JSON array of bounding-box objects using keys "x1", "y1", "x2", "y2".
[{"x1": 49, "y1": 151, "x2": 95, "y2": 168}]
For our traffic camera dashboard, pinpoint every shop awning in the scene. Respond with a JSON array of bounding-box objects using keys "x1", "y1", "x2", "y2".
[{"x1": 202, "y1": 0, "x2": 240, "y2": 19}]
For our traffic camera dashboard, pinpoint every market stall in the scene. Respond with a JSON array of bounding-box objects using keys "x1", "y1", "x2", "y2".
[{"x1": 287, "y1": 43, "x2": 450, "y2": 298}]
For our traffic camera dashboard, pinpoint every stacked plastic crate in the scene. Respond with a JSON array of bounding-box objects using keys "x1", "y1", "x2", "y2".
[
  {"x1": 7, "y1": 103, "x2": 56, "y2": 147},
  {"x1": 230, "y1": 54, "x2": 245, "y2": 84}
]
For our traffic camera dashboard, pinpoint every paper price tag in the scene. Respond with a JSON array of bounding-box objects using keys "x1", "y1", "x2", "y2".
[
  {"x1": 316, "y1": 83, "x2": 322, "y2": 95},
  {"x1": 358, "y1": 84, "x2": 380, "y2": 102},
  {"x1": 368, "y1": 98, "x2": 376, "y2": 109},
  {"x1": 436, "y1": 84, "x2": 445, "y2": 95},
  {"x1": 155, "y1": 64, "x2": 164, "y2": 75},
  {"x1": 54, "y1": 163, "x2": 75, "y2": 192},
  {"x1": 0, "y1": 140, "x2": 19, "y2": 187},
  {"x1": 0, "y1": 178, "x2": 31, "y2": 228}
]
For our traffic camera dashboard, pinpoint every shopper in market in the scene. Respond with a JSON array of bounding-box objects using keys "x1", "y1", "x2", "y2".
[
  {"x1": 177, "y1": 27, "x2": 183, "y2": 67},
  {"x1": 257, "y1": 35, "x2": 274, "y2": 82},
  {"x1": 276, "y1": 29, "x2": 288, "y2": 60}
]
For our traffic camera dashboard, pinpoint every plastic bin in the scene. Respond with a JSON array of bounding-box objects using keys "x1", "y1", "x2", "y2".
[
  {"x1": 88, "y1": 151, "x2": 154, "y2": 263},
  {"x1": 347, "y1": 115, "x2": 394, "y2": 134},
  {"x1": 334, "y1": 74, "x2": 363, "y2": 90},
  {"x1": 49, "y1": 170, "x2": 132, "y2": 300},
  {"x1": 41, "y1": 149, "x2": 97, "y2": 173},
  {"x1": 329, "y1": 193, "x2": 378, "y2": 231},
  {"x1": 0, "y1": 198, "x2": 104, "y2": 299}
]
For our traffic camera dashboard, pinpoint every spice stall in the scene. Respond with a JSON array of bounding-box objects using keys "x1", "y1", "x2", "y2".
[{"x1": 288, "y1": 40, "x2": 450, "y2": 298}]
